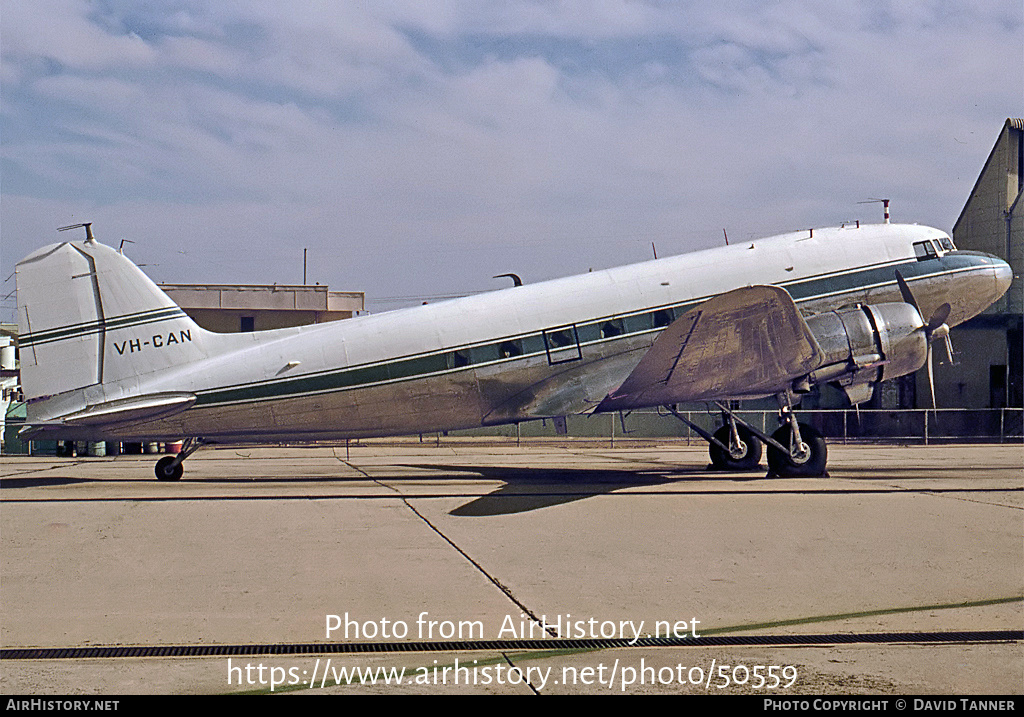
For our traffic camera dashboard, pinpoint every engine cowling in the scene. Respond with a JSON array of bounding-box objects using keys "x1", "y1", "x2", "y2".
[{"x1": 803, "y1": 302, "x2": 929, "y2": 404}]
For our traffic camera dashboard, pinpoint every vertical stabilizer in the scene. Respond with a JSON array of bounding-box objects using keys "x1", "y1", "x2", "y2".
[{"x1": 16, "y1": 240, "x2": 211, "y2": 401}]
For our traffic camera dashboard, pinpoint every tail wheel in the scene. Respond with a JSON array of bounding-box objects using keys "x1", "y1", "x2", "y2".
[
  {"x1": 766, "y1": 423, "x2": 827, "y2": 477},
  {"x1": 155, "y1": 455, "x2": 183, "y2": 481},
  {"x1": 708, "y1": 424, "x2": 762, "y2": 471}
]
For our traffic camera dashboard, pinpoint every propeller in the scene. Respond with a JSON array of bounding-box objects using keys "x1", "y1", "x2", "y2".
[{"x1": 895, "y1": 270, "x2": 954, "y2": 411}]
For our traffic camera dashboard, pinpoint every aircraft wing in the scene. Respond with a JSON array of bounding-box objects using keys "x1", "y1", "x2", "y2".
[{"x1": 597, "y1": 285, "x2": 823, "y2": 411}]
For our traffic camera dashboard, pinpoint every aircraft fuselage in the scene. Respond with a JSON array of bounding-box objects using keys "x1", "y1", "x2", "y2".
[{"x1": 18, "y1": 223, "x2": 1011, "y2": 443}]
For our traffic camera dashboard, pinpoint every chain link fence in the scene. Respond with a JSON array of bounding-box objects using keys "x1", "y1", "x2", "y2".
[
  {"x1": 3, "y1": 407, "x2": 1022, "y2": 455},
  {"x1": 446, "y1": 408, "x2": 1024, "y2": 446}
]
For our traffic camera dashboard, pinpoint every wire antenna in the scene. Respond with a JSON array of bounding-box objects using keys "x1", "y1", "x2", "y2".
[
  {"x1": 493, "y1": 273, "x2": 523, "y2": 287},
  {"x1": 858, "y1": 198, "x2": 890, "y2": 224}
]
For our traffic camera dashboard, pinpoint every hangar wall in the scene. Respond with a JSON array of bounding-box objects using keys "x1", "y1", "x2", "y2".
[{"x1": 937, "y1": 118, "x2": 1023, "y2": 410}]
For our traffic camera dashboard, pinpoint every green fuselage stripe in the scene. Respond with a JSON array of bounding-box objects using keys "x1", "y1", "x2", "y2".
[
  {"x1": 20, "y1": 307, "x2": 187, "y2": 347},
  {"x1": 193, "y1": 256, "x2": 975, "y2": 409}
]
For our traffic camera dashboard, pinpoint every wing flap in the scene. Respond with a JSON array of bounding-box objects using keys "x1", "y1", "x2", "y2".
[{"x1": 597, "y1": 286, "x2": 822, "y2": 411}]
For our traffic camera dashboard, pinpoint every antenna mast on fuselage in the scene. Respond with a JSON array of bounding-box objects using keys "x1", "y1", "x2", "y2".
[{"x1": 58, "y1": 222, "x2": 96, "y2": 243}]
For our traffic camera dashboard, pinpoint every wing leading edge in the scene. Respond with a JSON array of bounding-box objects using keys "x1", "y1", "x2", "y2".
[{"x1": 597, "y1": 285, "x2": 823, "y2": 411}]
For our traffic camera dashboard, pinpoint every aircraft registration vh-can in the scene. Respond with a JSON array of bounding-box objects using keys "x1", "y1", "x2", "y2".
[{"x1": 15, "y1": 222, "x2": 1011, "y2": 480}]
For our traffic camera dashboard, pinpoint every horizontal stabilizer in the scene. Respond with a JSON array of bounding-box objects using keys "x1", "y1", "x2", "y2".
[
  {"x1": 53, "y1": 392, "x2": 195, "y2": 426},
  {"x1": 597, "y1": 285, "x2": 823, "y2": 411}
]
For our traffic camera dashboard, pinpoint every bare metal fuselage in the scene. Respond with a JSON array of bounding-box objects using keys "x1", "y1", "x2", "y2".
[{"x1": 19, "y1": 223, "x2": 1011, "y2": 443}]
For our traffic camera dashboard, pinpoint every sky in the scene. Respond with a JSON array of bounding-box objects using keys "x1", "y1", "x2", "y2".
[{"x1": 2, "y1": 1, "x2": 1021, "y2": 320}]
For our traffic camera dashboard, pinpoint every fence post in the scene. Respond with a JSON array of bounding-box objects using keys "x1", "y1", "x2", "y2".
[{"x1": 924, "y1": 410, "x2": 928, "y2": 446}]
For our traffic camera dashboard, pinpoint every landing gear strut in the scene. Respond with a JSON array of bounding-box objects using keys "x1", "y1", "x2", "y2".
[
  {"x1": 666, "y1": 394, "x2": 828, "y2": 477},
  {"x1": 154, "y1": 438, "x2": 204, "y2": 481},
  {"x1": 765, "y1": 393, "x2": 827, "y2": 478},
  {"x1": 708, "y1": 419, "x2": 762, "y2": 471},
  {"x1": 665, "y1": 405, "x2": 763, "y2": 472}
]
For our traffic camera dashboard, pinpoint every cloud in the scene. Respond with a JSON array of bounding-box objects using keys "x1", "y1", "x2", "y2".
[
  {"x1": 2, "y1": 0, "x2": 1020, "y2": 319},
  {"x1": 2, "y1": 0, "x2": 156, "y2": 73}
]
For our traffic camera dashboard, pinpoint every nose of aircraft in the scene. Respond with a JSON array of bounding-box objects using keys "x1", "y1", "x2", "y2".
[
  {"x1": 992, "y1": 256, "x2": 1013, "y2": 299},
  {"x1": 941, "y1": 252, "x2": 1014, "y2": 328}
]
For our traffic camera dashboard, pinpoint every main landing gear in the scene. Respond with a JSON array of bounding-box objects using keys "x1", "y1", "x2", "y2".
[
  {"x1": 764, "y1": 414, "x2": 827, "y2": 479},
  {"x1": 666, "y1": 394, "x2": 827, "y2": 478},
  {"x1": 707, "y1": 421, "x2": 762, "y2": 471},
  {"x1": 154, "y1": 437, "x2": 204, "y2": 481}
]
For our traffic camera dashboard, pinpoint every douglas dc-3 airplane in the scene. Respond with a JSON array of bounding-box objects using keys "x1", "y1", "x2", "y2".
[{"x1": 15, "y1": 221, "x2": 1011, "y2": 480}]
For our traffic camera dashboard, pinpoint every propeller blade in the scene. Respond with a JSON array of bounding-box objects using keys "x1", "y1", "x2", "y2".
[
  {"x1": 896, "y1": 270, "x2": 951, "y2": 345},
  {"x1": 926, "y1": 303, "x2": 951, "y2": 335},
  {"x1": 894, "y1": 270, "x2": 918, "y2": 310},
  {"x1": 927, "y1": 344, "x2": 936, "y2": 411},
  {"x1": 928, "y1": 320, "x2": 954, "y2": 364},
  {"x1": 896, "y1": 269, "x2": 951, "y2": 407}
]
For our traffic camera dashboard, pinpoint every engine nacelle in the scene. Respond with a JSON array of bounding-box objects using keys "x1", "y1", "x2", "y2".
[{"x1": 804, "y1": 302, "x2": 929, "y2": 403}]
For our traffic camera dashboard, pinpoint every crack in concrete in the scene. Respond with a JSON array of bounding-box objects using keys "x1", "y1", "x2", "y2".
[{"x1": 340, "y1": 456, "x2": 557, "y2": 640}]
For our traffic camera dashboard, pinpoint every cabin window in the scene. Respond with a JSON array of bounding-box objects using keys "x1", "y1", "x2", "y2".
[
  {"x1": 499, "y1": 340, "x2": 523, "y2": 358},
  {"x1": 600, "y1": 319, "x2": 624, "y2": 338},
  {"x1": 521, "y1": 335, "x2": 546, "y2": 354},
  {"x1": 575, "y1": 323, "x2": 600, "y2": 343},
  {"x1": 625, "y1": 313, "x2": 653, "y2": 333},
  {"x1": 651, "y1": 308, "x2": 675, "y2": 328},
  {"x1": 469, "y1": 344, "x2": 499, "y2": 364},
  {"x1": 546, "y1": 327, "x2": 576, "y2": 348},
  {"x1": 913, "y1": 241, "x2": 938, "y2": 261},
  {"x1": 543, "y1": 325, "x2": 582, "y2": 365}
]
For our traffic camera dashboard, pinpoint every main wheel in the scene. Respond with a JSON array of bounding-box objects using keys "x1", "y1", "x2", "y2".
[
  {"x1": 155, "y1": 455, "x2": 183, "y2": 481},
  {"x1": 766, "y1": 423, "x2": 827, "y2": 477},
  {"x1": 708, "y1": 424, "x2": 763, "y2": 471}
]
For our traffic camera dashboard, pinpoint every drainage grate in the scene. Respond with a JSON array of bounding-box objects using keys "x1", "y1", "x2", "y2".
[{"x1": 2, "y1": 630, "x2": 1019, "y2": 660}]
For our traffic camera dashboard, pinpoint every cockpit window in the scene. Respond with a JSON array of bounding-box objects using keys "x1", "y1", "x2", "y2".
[
  {"x1": 939, "y1": 236, "x2": 955, "y2": 251},
  {"x1": 913, "y1": 240, "x2": 939, "y2": 261}
]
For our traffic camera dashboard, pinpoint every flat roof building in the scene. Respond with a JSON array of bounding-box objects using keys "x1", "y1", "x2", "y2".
[{"x1": 159, "y1": 284, "x2": 365, "y2": 333}]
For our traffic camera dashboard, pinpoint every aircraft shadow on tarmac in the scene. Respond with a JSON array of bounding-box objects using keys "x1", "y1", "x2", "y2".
[
  {"x1": 401, "y1": 463, "x2": 1022, "y2": 516},
  {"x1": 406, "y1": 463, "x2": 730, "y2": 516},
  {"x1": 0, "y1": 476, "x2": 95, "y2": 488}
]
